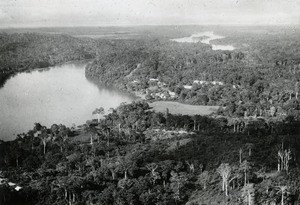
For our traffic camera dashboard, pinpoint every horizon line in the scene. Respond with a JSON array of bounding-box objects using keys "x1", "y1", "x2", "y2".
[{"x1": 1, "y1": 23, "x2": 300, "y2": 29}]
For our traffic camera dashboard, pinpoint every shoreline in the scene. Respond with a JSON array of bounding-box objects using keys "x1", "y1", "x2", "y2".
[{"x1": 0, "y1": 58, "x2": 94, "y2": 88}]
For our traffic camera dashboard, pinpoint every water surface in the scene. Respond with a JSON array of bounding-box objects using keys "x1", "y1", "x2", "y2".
[
  {"x1": 171, "y1": 31, "x2": 235, "y2": 51},
  {"x1": 0, "y1": 61, "x2": 133, "y2": 141}
]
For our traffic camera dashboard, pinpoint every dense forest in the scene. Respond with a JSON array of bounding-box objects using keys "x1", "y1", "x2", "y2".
[
  {"x1": 0, "y1": 26, "x2": 300, "y2": 205},
  {"x1": 0, "y1": 101, "x2": 299, "y2": 205},
  {"x1": 86, "y1": 28, "x2": 300, "y2": 119}
]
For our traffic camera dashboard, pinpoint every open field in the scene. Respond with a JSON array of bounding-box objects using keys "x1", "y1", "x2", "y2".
[{"x1": 149, "y1": 101, "x2": 219, "y2": 115}]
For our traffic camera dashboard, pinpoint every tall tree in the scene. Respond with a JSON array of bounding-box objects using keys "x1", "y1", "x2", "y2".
[
  {"x1": 276, "y1": 186, "x2": 289, "y2": 205},
  {"x1": 92, "y1": 107, "x2": 105, "y2": 123},
  {"x1": 217, "y1": 163, "x2": 232, "y2": 196}
]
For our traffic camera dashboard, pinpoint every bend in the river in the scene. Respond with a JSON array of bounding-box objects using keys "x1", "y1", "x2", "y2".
[{"x1": 0, "y1": 61, "x2": 133, "y2": 141}]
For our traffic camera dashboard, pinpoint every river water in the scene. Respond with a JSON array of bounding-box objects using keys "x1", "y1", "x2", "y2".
[
  {"x1": 0, "y1": 61, "x2": 133, "y2": 141},
  {"x1": 171, "y1": 31, "x2": 235, "y2": 51}
]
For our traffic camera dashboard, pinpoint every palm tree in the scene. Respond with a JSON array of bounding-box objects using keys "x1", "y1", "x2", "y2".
[{"x1": 92, "y1": 107, "x2": 105, "y2": 123}]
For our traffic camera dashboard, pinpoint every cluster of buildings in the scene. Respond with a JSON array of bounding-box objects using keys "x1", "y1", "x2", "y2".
[
  {"x1": 129, "y1": 78, "x2": 227, "y2": 100},
  {"x1": 146, "y1": 78, "x2": 176, "y2": 100},
  {"x1": 129, "y1": 78, "x2": 177, "y2": 100}
]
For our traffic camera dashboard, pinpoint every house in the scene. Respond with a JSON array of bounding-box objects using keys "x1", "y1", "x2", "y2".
[
  {"x1": 183, "y1": 85, "x2": 192, "y2": 89},
  {"x1": 211, "y1": 81, "x2": 224, "y2": 85},
  {"x1": 193, "y1": 80, "x2": 208, "y2": 85},
  {"x1": 194, "y1": 80, "x2": 224, "y2": 86}
]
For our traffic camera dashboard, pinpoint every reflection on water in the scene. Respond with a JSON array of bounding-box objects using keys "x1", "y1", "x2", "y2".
[
  {"x1": 171, "y1": 31, "x2": 235, "y2": 51},
  {"x1": 0, "y1": 61, "x2": 133, "y2": 141}
]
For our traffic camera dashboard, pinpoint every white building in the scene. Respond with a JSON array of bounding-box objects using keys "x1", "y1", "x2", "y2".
[{"x1": 183, "y1": 85, "x2": 192, "y2": 89}]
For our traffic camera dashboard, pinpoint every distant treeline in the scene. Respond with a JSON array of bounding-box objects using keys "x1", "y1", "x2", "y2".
[{"x1": 0, "y1": 32, "x2": 100, "y2": 86}]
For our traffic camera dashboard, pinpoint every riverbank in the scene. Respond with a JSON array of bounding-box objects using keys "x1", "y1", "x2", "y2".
[
  {"x1": 0, "y1": 58, "x2": 94, "y2": 89},
  {"x1": 0, "y1": 60, "x2": 135, "y2": 141}
]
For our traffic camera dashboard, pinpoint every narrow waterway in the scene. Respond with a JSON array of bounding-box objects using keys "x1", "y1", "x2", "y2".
[{"x1": 171, "y1": 31, "x2": 235, "y2": 51}]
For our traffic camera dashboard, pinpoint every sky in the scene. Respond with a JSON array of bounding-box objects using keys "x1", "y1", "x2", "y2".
[{"x1": 0, "y1": 0, "x2": 300, "y2": 27}]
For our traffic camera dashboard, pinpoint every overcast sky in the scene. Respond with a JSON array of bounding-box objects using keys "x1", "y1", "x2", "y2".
[{"x1": 0, "y1": 0, "x2": 300, "y2": 27}]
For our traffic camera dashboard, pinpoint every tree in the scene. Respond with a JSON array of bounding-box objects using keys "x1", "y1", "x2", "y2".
[
  {"x1": 170, "y1": 171, "x2": 188, "y2": 204},
  {"x1": 245, "y1": 143, "x2": 254, "y2": 157},
  {"x1": 276, "y1": 185, "x2": 289, "y2": 205},
  {"x1": 197, "y1": 170, "x2": 210, "y2": 190},
  {"x1": 146, "y1": 163, "x2": 160, "y2": 185},
  {"x1": 239, "y1": 148, "x2": 243, "y2": 164},
  {"x1": 295, "y1": 81, "x2": 299, "y2": 99},
  {"x1": 186, "y1": 161, "x2": 195, "y2": 173},
  {"x1": 51, "y1": 125, "x2": 70, "y2": 152},
  {"x1": 277, "y1": 149, "x2": 292, "y2": 173},
  {"x1": 240, "y1": 160, "x2": 252, "y2": 186},
  {"x1": 39, "y1": 126, "x2": 51, "y2": 155},
  {"x1": 241, "y1": 183, "x2": 255, "y2": 205},
  {"x1": 92, "y1": 107, "x2": 105, "y2": 123},
  {"x1": 217, "y1": 163, "x2": 232, "y2": 196}
]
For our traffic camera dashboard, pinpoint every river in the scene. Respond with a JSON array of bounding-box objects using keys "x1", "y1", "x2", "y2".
[
  {"x1": 0, "y1": 61, "x2": 133, "y2": 141},
  {"x1": 171, "y1": 31, "x2": 235, "y2": 51}
]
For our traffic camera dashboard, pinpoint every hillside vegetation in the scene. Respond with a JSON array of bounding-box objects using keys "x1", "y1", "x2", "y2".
[
  {"x1": 0, "y1": 27, "x2": 300, "y2": 205},
  {"x1": 0, "y1": 101, "x2": 299, "y2": 205},
  {"x1": 86, "y1": 27, "x2": 300, "y2": 119}
]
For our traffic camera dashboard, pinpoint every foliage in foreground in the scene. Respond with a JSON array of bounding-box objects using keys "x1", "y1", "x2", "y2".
[{"x1": 0, "y1": 101, "x2": 299, "y2": 205}]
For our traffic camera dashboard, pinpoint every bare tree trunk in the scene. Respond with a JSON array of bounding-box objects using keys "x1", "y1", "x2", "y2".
[
  {"x1": 90, "y1": 136, "x2": 93, "y2": 145},
  {"x1": 225, "y1": 182, "x2": 228, "y2": 196},
  {"x1": 111, "y1": 170, "x2": 115, "y2": 180},
  {"x1": 248, "y1": 190, "x2": 251, "y2": 205},
  {"x1": 244, "y1": 170, "x2": 247, "y2": 186},
  {"x1": 239, "y1": 149, "x2": 242, "y2": 164},
  {"x1": 222, "y1": 180, "x2": 225, "y2": 191},
  {"x1": 124, "y1": 170, "x2": 128, "y2": 180},
  {"x1": 107, "y1": 135, "x2": 110, "y2": 147},
  {"x1": 43, "y1": 142, "x2": 46, "y2": 155}
]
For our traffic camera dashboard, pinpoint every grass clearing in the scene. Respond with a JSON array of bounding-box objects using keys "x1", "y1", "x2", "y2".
[{"x1": 149, "y1": 101, "x2": 219, "y2": 116}]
